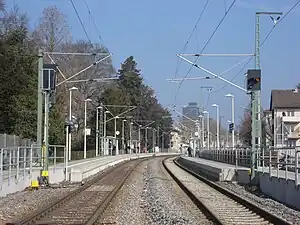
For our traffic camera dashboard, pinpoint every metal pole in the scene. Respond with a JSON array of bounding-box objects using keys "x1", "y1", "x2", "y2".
[
  {"x1": 65, "y1": 125, "x2": 69, "y2": 181},
  {"x1": 201, "y1": 116, "x2": 205, "y2": 148},
  {"x1": 162, "y1": 133, "x2": 164, "y2": 152},
  {"x1": 44, "y1": 92, "x2": 49, "y2": 175},
  {"x1": 145, "y1": 128, "x2": 148, "y2": 150},
  {"x1": 138, "y1": 126, "x2": 141, "y2": 154},
  {"x1": 197, "y1": 122, "x2": 200, "y2": 149},
  {"x1": 114, "y1": 117, "x2": 117, "y2": 138},
  {"x1": 207, "y1": 112, "x2": 210, "y2": 150},
  {"x1": 43, "y1": 93, "x2": 47, "y2": 169},
  {"x1": 68, "y1": 90, "x2": 72, "y2": 161},
  {"x1": 216, "y1": 107, "x2": 220, "y2": 150},
  {"x1": 251, "y1": 12, "x2": 262, "y2": 179},
  {"x1": 84, "y1": 100, "x2": 87, "y2": 159},
  {"x1": 122, "y1": 120, "x2": 125, "y2": 153},
  {"x1": 96, "y1": 108, "x2": 99, "y2": 156},
  {"x1": 99, "y1": 105, "x2": 103, "y2": 156},
  {"x1": 37, "y1": 49, "x2": 43, "y2": 161},
  {"x1": 104, "y1": 112, "x2": 107, "y2": 155},
  {"x1": 169, "y1": 133, "x2": 171, "y2": 152},
  {"x1": 232, "y1": 96, "x2": 235, "y2": 149},
  {"x1": 129, "y1": 122, "x2": 132, "y2": 154},
  {"x1": 156, "y1": 125, "x2": 159, "y2": 151},
  {"x1": 152, "y1": 129, "x2": 155, "y2": 152}
]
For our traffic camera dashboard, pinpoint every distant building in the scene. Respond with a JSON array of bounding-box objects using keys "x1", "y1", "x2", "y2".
[
  {"x1": 270, "y1": 88, "x2": 300, "y2": 147},
  {"x1": 182, "y1": 102, "x2": 200, "y2": 123}
]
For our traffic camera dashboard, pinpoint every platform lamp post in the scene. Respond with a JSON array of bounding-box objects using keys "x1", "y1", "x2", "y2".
[
  {"x1": 212, "y1": 104, "x2": 220, "y2": 150},
  {"x1": 138, "y1": 124, "x2": 142, "y2": 153},
  {"x1": 152, "y1": 128, "x2": 156, "y2": 153},
  {"x1": 226, "y1": 95, "x2": 237, "y2": 171},
  {"x1": 162, "y1": 132, "x2": 165, "y2": 152},
  {"x1": 203, "y1": 111, "x2": 209, "y2": 150},
  {"x1": 68, "y1": 86, "x2": 78, "y2": 161},
  {"x1": 104, "y1": 110, "x2": 110, "y2": 155},
  {"x1": 145, "y1": 127, "x2": 149, "y2": 152},
  {"x1": 199, "y1": 115, "x2": 204, "y2": 149},
  {"x1": 122, "y1": 119, "x2": 127, "y2": 153},
  {"x1": 225, "y1": 93, "x2": 235, "y2": 149},
  {"x1": 129, "y1": 122, "x2": 133, "y2": 154},
  {"x1": 95, "y1": 105, "x2": 102, "y2": 157},
  {"x1": 83, "y1": 98, "x2": 92, "y2": 159}
]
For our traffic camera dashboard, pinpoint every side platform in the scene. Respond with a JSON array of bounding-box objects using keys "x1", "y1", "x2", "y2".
[{"x1": 177, "y1": 156, "x2": 300, "y2": 210}]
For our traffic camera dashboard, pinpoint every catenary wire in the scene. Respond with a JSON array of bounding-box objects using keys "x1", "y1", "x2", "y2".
[
  {"x1": 84, "y1": 0, "x2": 103, "y2": 43},
  {"x1": 70, "y1": 0, "x2": 92, "y2": 44},
  {"x1": 260, "y1": 0, "x2": 300, "y2": 47},
  {"x1": 173, "y1": 0, "x2": 237, "y2": 103},
  {"x1": 212, "y1": 0, "x2": 300, "y2": 93},
  {"x1": 174, "y1": 0, "x2": 210, "y2": 78}
]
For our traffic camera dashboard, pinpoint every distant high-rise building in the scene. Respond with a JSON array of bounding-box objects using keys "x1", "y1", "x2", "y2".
[{"x1": 182, "y1": 102, "x2": 200, "y2": 122}]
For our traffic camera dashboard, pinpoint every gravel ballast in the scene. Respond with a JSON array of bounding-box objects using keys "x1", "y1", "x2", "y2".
[
  {"x1": 101, "y1": 157, "x2": 211, "y2": 225},
  {"x1": 0, "y1": 187, "x2": 75, "y2": 224},
  {"x1": 0, "y1": 163, "x2": 119, "y2": 224},
  {"x1": 217, "y1": 181, "x2": 300, "y2": 224}
]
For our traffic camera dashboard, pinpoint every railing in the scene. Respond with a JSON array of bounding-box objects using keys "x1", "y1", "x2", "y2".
[
  {"x1": 198, "y1": 146, "x2": 300, "y2": 186},
  {"x1": 0, "y1": 145, "x2": 66, "y2": 189}
]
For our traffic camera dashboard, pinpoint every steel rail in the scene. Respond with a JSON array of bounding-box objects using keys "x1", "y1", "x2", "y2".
[{"x1": 171, "y1": 157, "x2": 292, "y2": 225}]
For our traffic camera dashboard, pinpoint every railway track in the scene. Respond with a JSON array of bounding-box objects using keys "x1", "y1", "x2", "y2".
[
  {"x1": 6, "y1": 158, "x2": 148, "y2": 225},
  {"x1": 163, "y1": 157, "x2": 292, "y2": 225}
]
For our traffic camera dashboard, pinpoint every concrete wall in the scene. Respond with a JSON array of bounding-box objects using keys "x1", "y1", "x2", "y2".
[
  {"x1": 258, "y1": 172, "x2": 300, "y2": 210},
  {"x1": 177, "y1": 157, "x2": 250, "y2": 184}
]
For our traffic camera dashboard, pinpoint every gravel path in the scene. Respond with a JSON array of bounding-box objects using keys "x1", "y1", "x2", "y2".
[
  {"x1": 217, "y1": 181, "x2": 300, "y2": 224},
  {"x1": 100, "y1": 157, "x2": 211, "y2": 225}
]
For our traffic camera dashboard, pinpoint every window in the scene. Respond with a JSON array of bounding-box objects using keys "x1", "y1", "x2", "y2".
[{"x1": 287, "y1": 110, "x2": 295, "y2": 116}]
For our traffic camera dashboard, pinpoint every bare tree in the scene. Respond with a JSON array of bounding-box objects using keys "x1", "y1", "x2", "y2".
[
  {"x1": 0, "y1": 5, "x2": 28, "y2": 34},
  {"x1": 239, "y1": 109, "x2": 272, "y2": 146},
  {"x1": 34, "y1": 5, "x2": 71, "y2": 52}
]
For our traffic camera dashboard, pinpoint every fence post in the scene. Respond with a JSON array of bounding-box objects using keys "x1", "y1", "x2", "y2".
[
  {"x1": 8, "y1": 150, "x2": 11, "y2": 185},
  {"x1": 16, "y1": 147, "x2": 20, "y2": 182},
  {"x1": 54, "y1": 146, "x2": 57, "y2": 167},
  {"x1": 30, "y1": 145, "x2": 33, "y2": 179},
  {"x1": 4, "y1": 133, "x2": 7, "y2": 148},
  {"x1": 0, "y1": 148, "x2": 3, "y2": 190},
  {"x1": 262, "y1": 147, "x2": 265, "y2": 174},
  {"x1": 295, "y1": 151, "x2": 298, "y2": 187},
  {"x1": 23, "y1": 147, "x2": 26, "y2": 179},
  {"x1": 269, "y1": 149, "x2": 271, "y2": 177}
]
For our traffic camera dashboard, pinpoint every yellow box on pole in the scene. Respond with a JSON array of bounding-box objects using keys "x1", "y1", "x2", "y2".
[
  {"x1": 42, "y1": 170, "x2": 49, "y2": 177},
  {"x1": 31, "y1": 180, "x2": 39, "y2": 188}
]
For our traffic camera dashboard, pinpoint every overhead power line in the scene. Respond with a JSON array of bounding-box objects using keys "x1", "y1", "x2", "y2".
[
  {"x1": 84, "y1": 0, "x2": 104, "y2": 43},
  {"x1": 261, "y1": 0, "x2": 300, "y2": 47},
  {"x1": 173, "y1": 0, "x2": 210, "y2": 82},
  {"x1": 70, "y1": 0, "x2": 92, "y2": 43},
  {"x1": 213, "y1": 0, "x2": 300, "y2": 93},
  {"x1": 173, "y1": 0, "x2": 237, "y2": 103}
]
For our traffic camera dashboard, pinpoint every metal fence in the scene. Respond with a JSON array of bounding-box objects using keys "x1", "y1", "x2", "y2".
[
  {"x1": 199, "y1": 146, "x2": 300, "y2": 186},
  {"x1": 0, "y1": 144, "x2": 66, "y2": 188}
]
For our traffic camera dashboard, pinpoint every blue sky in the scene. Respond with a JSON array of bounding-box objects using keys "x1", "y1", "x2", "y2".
[{"x1": 7, "y1": 0, "x2": 300, "y2": 126}]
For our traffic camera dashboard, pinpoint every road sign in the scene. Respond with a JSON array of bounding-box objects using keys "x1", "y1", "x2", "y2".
[{"x1": 115, "y1": 131, "x2": 120, "y2": 136}]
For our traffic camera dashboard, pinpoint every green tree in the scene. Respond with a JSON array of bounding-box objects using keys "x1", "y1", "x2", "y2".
[
  {"x1": 99, "y1": 56, "x2": 173, "y2": 149},
  {"x1": 0, "y1": 8, "x2": 37, "y2": 139}
]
